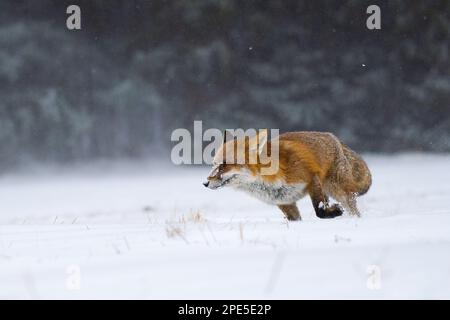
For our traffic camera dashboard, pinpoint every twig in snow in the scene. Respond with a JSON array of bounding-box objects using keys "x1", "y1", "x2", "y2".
[
  {"x1": 112, "y1": 243, "x2": 121, "y2": 255},
  {"x1": 265, "y1": 252, "x2": 286, "y2": 294},
  {"x1": 123, "y1": 236, "x2": 131, "y2": 251},
  {"x1": 239, "y1": 223, "x2": 244, "y2": 243},
  {"x1": 206, "y1": 222, "x2": 218, "y2": 244}
]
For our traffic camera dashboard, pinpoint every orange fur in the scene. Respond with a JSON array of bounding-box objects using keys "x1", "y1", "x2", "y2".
[{"x1": 206, "y1": 131, "x2": 372, "y2": 220}]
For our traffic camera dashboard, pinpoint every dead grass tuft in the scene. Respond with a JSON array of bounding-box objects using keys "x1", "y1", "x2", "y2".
[
  {"x1": 178, "y1": 210, "x2": 207, "y2": 224},
  {"x1": 165, "y1": 225, "x2": 189, "y2": 244}
]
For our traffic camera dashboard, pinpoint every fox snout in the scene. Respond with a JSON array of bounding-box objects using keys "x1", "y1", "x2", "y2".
[
  {"x1": 204, "y1": 166, "x2": 236, "y2": 190},
  {"x1": 203, "y1": 176, "x2": 224, "y2": 189},
  {"x1": 204, "y1": 165, "x2": 224, "y2": 189}
]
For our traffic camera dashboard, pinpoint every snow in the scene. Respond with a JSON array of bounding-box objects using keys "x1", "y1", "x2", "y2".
[{"x1": 1, "y1": 154, "x2": 450, "y2": 299}]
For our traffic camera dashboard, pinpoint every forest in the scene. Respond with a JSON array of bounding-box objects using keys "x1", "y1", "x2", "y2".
[{"x1": 0, "y1": 0, "x2": 449, "y2": 168}]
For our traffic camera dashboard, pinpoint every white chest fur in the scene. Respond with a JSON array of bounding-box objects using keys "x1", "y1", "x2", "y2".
[{"x1": 232, "y1": 178, "x2": 307, "y2": 205}]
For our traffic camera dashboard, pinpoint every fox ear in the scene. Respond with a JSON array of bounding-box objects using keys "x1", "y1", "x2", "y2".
[
  {"x1": 249, "y1": 129, "x2": 268, "y2": 155},
  {"x1": 223, "y1": 130, "x2": 228, "y2": 144},
  {"x1": 257, "y1": 129, "x2": 268, "y2": 155}
]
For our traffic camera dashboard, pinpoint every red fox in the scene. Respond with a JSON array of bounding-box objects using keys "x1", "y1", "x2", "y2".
[{"x1": 203, "y1": 130, "x2": 371, "y2": 220}]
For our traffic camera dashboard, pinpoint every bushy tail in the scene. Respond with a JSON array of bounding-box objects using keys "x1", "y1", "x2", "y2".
[{"x1": 340, "y1": 142, "x2": 372, "y2": 195}]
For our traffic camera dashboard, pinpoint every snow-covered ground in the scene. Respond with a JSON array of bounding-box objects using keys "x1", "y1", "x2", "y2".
[{"x1": 0, "y1": 154, "x2": 449, "y2": 299}]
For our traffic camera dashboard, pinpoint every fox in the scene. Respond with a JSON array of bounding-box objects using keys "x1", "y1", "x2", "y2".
[{"x1": 203, "y1": 130, "x2": 371, "y2": 221}]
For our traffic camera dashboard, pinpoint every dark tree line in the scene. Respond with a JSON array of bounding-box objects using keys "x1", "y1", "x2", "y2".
[{"x1": 0, "y1": 0, "x2": 449, "y2": 168}]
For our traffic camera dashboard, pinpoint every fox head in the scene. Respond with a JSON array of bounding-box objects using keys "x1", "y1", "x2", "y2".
[{"x1": 203, "y1": 130, "x2": 276, "y2": 189}]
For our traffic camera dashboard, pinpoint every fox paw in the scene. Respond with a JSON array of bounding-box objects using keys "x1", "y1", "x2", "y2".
[{"x1": 316, "y1": 204, "x2": 343, "y2": 219}]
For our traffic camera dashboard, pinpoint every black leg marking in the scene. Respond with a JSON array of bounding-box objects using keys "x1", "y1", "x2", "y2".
[
  {"x1": 315, "y1": 204, "x2": 343, "y2": 219},
  {"x1": 309, "y1": 175, "x2": 343, "y2": 219}
]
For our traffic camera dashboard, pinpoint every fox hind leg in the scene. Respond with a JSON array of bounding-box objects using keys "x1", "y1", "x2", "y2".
[
  {"x1": 342, "y1": 193, "x2": 361, "y2": 217},
  {"x1": 278, "y1": 203, "x2": 301, "y2": 221}
]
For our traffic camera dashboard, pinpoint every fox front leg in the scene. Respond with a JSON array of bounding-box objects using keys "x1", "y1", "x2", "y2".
[
  {"x1": 278, "y1": 204, "x2": 301, "y2": 221},
  {"x1": 308, "y1": 175, "x2": 343, "y2": 219}
]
